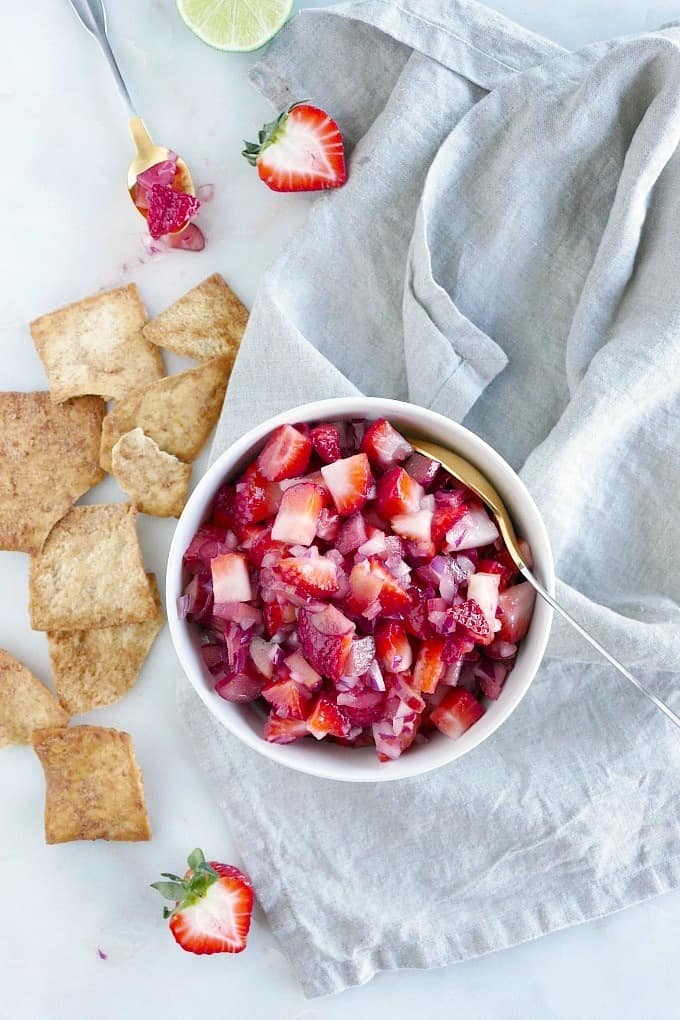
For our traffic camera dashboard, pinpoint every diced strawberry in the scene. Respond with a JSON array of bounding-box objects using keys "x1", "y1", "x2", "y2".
[
  {"x1": 412, "y1": 637, "x2": 446, "y2": 694},
  {"x1": 391, "y1": 509, "x2": 433, "y2": 543},
  {"x1": 375, "y1": 621, "x2": 413, "y2": 673},
  {"x1": 263, "y1": 601, "x2": 296, "y2": 639},
  {"x1": 243, "y1": 102, "x2": 346, "y2": 193},
  {"x1": 316, "y1": 507, "x2": 341, "y2": 541},
  {"x1": 366, "y1": 558, "x2": 411, "y2": 615},
  {"x1": 451, "y1": 598, "x2": 493, "y2": 645},
  {"x1": 403, "y1": 597, "x2": 433, "y2": 640},
  {"x1": 311, "y1": 423, "x2": 343, "y2": 463},
  {"x1": 271, "y1": 483, "x2": 324, "y2": 546},
  {"x1": 444, "y1": 501, "x2": 499, "y2": 552},
  {"x1": 249, "y1": 636, "x2": 278, "y2": 680},
  {"x1": 430, "y1": 688, "x2": 485, "y2": 740},
  {"x1": 346, "y1": 559, "x2": 384, "y2": 614},
  {"x1": 245, "y1": 524, "x2": 287, "y2": 568},
  {"x1": 477, "y1": 557, "x2": 516, "y2": 591},
  {"x1": 360, "y1": 418, "x2": 412, "y2": 470},
  {"x1": 153, "y1": 852, "x2": 253, "y2": 956},
  {"x1": 284, "y1": 650, "x2": 323, "y2": 692},
  {"x1": 336, "y1": 688, "x2": 387, "y2": 727},
  {"x1": 147, "y1": 183, "x2": 200, "y2": 240},
  {"x1": 211, "y1": 553, "x2": 252, "y2": 603},
  {"x1": 306, "y1": 695, "x2": 351, "y2": 739},
  {"x1": 297, "y1": 605, "x2": 355, "y2": 681},
  {"x1": 335, "y1": 511, "x2": 368, "y2": 554},
  {"x1": 344, "y1": 635, "x2": 376, "y2": 677},
  {"x1": 263, "y1": 713, "x2": 309, "y2": 744},
  {"x1": 234, "y1": 465, "x2": 282, "y2": 525},
  {"x1": 321, "y1": 453, "x2": 373, "y2": 516},
  {"x1": 262, "y1": 677, "x2": 312, "y2": 719},
  {"x1": 496, "y1": 582, "x2": 535, "y2": 642},
  {"x1": 375, "y1": 467, "x2": 424, "y2": 520},
  {"x1": 431, "y1": 490, "x2": 469, "y2": 548},
  {"x1": 212, "y1": 484, "x2": 236, "y2": 528},
  {"x1": 257, "y1": 424, "x2": 312, "y2": 482},
  {"x1": 466, "y1": 572, "x2": 501, "y2": 633},
  {"x1": 275, "y1": 556, "x2": 339, "y2": 597}
]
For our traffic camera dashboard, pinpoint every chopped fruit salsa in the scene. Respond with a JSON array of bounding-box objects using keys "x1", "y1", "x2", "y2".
[
  {"x1": 178, "y1": 419, "x2": 536, "y2": 762},
  {"x1": 133, "y1": 152, "x2": 205, "y2": 251}
]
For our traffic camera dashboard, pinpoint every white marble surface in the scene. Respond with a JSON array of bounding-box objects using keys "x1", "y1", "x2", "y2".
[{"x1": 2, "y1": 2, "x2": 679, "y2": 1017}]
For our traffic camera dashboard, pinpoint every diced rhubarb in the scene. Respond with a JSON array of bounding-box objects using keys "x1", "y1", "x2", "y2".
[
  {"x1": 262, "y1": 678, "x2": 312, "y2": 719},
  {"x1": 257, "y1": 424, "x2": 312, "y2": 482},
  {"x1": 271, "y1": 483, "x2": 324, "y2": 546},
  {"x1": 375, "y1": 467, "x2": 424, "y2": 520},
  {"x1": 321, "y1": 453, "x2": 373, "y2": 516},
  {"x1": 496, "y1": 582, "x2": 535, "y2": 642},
  {"x1": 275, "y1": 555, "x2": 339, "y2": 596},
  {"x1": 412, "y1": 637, "x2": 446, "y2": 694},
  {"x1": 311, "y1": 423, "x2": 343, "y2": 463},
  {"x1": 391, "y1": 509, "x2": 433, "y2": 543},
  {"x1": 297, "y1": 605, "x2": 355, "y2": 681},
  {"x1": 445, "y1": 501, "x2": 499, "y2": 552},
  {"x1": 360, "y1": 418, "x2": 412, "y2": 469},
  {"x1": 306, "y1": 695, "x2": 351, "y2": 739},
  {"x1": 375, "y1": 620, "x2": 413, "y2": 673},
  {"x1": 234, "y1": 465, "x2": 282, "y2": 525},
  {"x1": 451, "y1": 598, "x2": 493, "y2": 645},
  {"x1": 263, "y1": 714, "x2": 309, "y2": 744},
  {"x1": 430, "y1": 688, "x2": 484, "y2": 739},
  {"x1": 211, "y1": 553, "x2": 252, "y2": 603}
]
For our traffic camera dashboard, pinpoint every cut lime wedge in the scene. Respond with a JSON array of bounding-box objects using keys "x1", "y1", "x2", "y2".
[{"x1": 177, "y1": 0, "x2": 293, "y2": 52}]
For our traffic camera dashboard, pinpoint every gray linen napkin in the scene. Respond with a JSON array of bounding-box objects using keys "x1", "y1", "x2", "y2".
[{"x1": 178, "y1": 0, "x2": 680, "y2": 996}]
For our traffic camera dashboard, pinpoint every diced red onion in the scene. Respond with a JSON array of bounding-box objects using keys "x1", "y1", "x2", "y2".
[
  {"x1": 196, "y1": 183, "x2": 215, "y2": 202},
  {"x1": 366, "y1": 658, "x2": 386, "y2": 691},
  {"x1": 176, "y1": 594, "x2": 190, "y2": 619}
]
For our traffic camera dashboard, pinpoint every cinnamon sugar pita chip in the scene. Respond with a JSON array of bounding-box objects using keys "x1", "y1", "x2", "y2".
[
  {"x1": 111, "y1": 429, "x2": 191, "y2": 517},
  {"x1": 33, "y1": 725, "x2": 151, "y2": 843},
  {"x1": 0, "y1": 392, "x2": 105, "y2": 553},
  {"x1": 29, "y1": 504, "x2": 157, "y2": 631},
  {"x1": 0, "y1": 650, "x2": 68, "y2": 746},
  {"x1": 142, "y1": 272, "x2": 248, "y2": 361},
  {"x1": 31, "y1": 284, "x2": 164, "y2": 403}
]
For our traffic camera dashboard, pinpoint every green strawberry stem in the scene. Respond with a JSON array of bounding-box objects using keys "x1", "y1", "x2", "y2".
[{"x1": 151, "y1": 848, "x2": 218, "y2": 919}]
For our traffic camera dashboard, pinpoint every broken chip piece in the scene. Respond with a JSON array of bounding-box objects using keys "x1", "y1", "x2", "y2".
[
  {"x1": 111, "y1": 429, "x2": 191, "y2": 518},
  {"x1": 142, "y1": 272, "x2": 248, "y2": 362},
  {"x1": 0, "y1": 650, "x2": 69, "y2": 746},
  {"x1": 99, "y1": 356, "x2": 231, "y2": 473},
  {"x1": 0, "y1": 392, "x2": 105, "y2": 553},
  {"x1": 33, "y1": 725, "x2": 151, "y2": 843},
  {"x1": 48, "y1": 575, "x2": 163, "y2": 714},
  {"x1": 29, "y1": 504, "x2": 157, "y2": 631},
  {"x1": 30, "y1": 284, "x2": 164, "y2": 403}
]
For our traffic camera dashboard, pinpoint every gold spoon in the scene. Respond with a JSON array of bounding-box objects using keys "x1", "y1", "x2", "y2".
[
  {"x1": 408, "y1": 436, "x2": 680, "y2": 731},
  {"x1": 68, "y1": 0, "x2": 195, "y2": 216}
]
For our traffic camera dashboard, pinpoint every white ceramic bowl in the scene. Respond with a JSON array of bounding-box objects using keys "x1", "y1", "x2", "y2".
[{"x1": 168, "y1": 397, "x2": 554, "y2": 782}]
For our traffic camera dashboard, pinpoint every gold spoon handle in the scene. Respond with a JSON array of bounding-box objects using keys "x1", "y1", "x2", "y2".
[
  {"x1": 67, "y1": 0, "x2": 137, "y2": 116},
  {"x1": 521, "y1": 565, "x2": 680, "y2": 730}
]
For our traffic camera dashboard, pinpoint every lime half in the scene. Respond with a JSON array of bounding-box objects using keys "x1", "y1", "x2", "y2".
[{"x1": 177, "y1": 0, "x2": 294, "y2": 52}]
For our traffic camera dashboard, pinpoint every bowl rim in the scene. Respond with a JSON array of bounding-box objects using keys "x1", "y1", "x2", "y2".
[{"x1": 168, "y1": 396, "x2": 555, "y2": 783}]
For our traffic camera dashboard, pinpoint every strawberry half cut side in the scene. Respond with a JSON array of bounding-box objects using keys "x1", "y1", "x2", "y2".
[
  {"x1": 242, "y1": 102, "x2": 347, "y2": 193},
  {"x1": 152, "y1": 848, "x2": 253, "y2": 955}
]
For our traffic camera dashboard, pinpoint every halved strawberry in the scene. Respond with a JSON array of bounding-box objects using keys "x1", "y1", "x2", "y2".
[
  {"x1": 375, "y1": 467, "x2": 424, "y2": 520},
  {"x1": 211, "y1": 553, "x2": 252, "y2": 603},
  {"x1": 306, "y1": 695, "x2": 351, "y2": 739},
  {"x1": 311, "y1": 423, "x2": 343, "y2": 463},
  {"x1": 242, "y1": 102, "x2": 346, "y2": 193},
  {"x1": 262, "y1": 677, "x2": 312, "y2": 719},
  {"x1": 430, "y1": 688, "x2": 484, "y2": 740},
  {"x1": 271, "y1": 483, "x2": 324, "y2": 546},
  {"x1": 360, "y1": 418, "x2": 412, "y2": 470},
  {"x1": 234, "y1": 464, "x2": 281, "y2": 525},
  {"x1": 412, "y1": 637, "x2": 446, "y2": 694},
  {"x1": 375, "y1": 620, "x2": 413, "y2": 673},
  {"x1": 263, "y1": 601, "x2": 296, "y2": 639},
  {"x1": 321, "y1": 453, "x2": 373, "y2": 516},
  {"x1": 263, "y1": 713, "x2": 309, "y2": 744},
  {"x1": 298, "y1": 605, "x2": 355, "y2": 681},
  {"x1": 496, "y1": 582, "x2": 535, "y2": 642},
  {"x1": 257, "y1": 424, "x2": 312, "y2": 482},
  {"x1": 451, "y1": 598, "x2": 493, "y2": 645},
  {"x1": 152, "y1": 849, "x2": 253, "y2": 955},
  {"x1": 276, "y1": 555, "x2": 339, "y2": 597}
]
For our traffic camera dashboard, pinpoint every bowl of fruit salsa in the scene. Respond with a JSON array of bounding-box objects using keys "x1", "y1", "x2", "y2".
[{"x1": 167, "y1": 398, "x2": 554, "y2": 782}]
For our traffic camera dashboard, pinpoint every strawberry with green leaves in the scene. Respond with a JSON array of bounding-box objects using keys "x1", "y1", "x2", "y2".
[
  {"x1": 152, "y1": 848, "x2": 253, "y2": 955},
  {"x1": 243, "y1": 102, "x2": 347, "y2": 192}
]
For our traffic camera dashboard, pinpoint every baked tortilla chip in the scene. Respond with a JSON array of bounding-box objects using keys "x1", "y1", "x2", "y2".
[
  {"x1": 33, "y1": 725, "x2": 151, "y2": 843},
  {"x1": 29, "y1": 504, "x2": 157, "y2": 631},
  {"x1": 49, "y1": 575, "x2": 163, "y2": 714},
  {"x1": 99, "y1": 356, "x2": 231, "y2": 473},
  {"x1": 0, "y1": 392, "x2": 105, "y2": 552},
  {"x1": 111, "y1": 429, "x2": 191, "y2": 517},
  {"x1": 142, "y1": 272, "x2": 248, "y2": 362},
  {"x1": 0, "y1": 650, "x2": 68, "y2": 746},
  {"x1": 31, "y1": 284, "x2": 164, "y2": 403}
]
